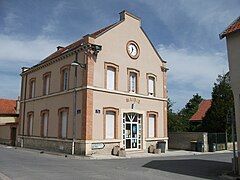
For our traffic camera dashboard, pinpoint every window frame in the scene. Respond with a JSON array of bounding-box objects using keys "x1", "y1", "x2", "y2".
[
  {"x1": 58, "y1": 107, "x2": 69, "y2": 139},
  {"x1": 104, "y1": 62, "x2": 119, "y2": 90},
  {"x1": 43, "y1": 72, "x2": 51, "y2": 95},
  {"x1": 60, "y1": 65, "x2": 70, "y2": 91},
  {"x1": 103, "y1": 107, "x2": 119, "y2": 139},
  {"x1": 147, "y1": 111, "x2": 158, "y2": 138},
  {"x1": 29, "y1": 78, "x2": 36, "y2": 99},
  {"x1": 127, "y1": 68, "x2": 140, "y2": 93},
  {"x1": 40, "y1": 109, "x2": 49, "y2": 137}
]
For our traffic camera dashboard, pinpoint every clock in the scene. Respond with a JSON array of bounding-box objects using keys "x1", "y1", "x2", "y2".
[{"x1": 126, "y1": 41, "x2": 140, "y2": 59}]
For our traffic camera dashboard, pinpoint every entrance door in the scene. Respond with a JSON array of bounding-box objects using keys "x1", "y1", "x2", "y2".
[{"x1": 122, "y1": 113, "x2": 142, "y2": 150}]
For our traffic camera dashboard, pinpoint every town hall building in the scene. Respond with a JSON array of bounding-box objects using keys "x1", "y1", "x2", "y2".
[{"x1": 18, "y1": 11, "x2": 168, "y2": 155}]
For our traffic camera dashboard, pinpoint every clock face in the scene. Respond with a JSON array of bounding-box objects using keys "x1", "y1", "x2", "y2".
[{"x1": 127, "y1": 41, "x2": 139, "y2": 59}]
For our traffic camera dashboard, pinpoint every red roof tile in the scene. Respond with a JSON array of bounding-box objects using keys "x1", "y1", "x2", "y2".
[
  {"x1": 220, "y1": 16, "x2": 240, "y2": 39},
  {"x1": 189, "y1": 99, "x2": 212, "y2": 121},
  {"x1": 0, "y1": 99, "x2": 17, "y2": 115}
]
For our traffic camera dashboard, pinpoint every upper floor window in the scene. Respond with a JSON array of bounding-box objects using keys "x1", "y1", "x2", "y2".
[
  {"x1": 128, "y1": 68, "x2": 139, "y2": 93},
  {"x1": 27, "y1": 112, "x2": 34, "y2": 136},
  {"x1": 104, "y1": 62, "x2": 119, "y2": 90},
  {"x1": 41, "y1": 110, "x2": 49, "y2": 137},
  {"x1": 29, "y1": 78, "x2": 36, "y2": 98},
  {"x1": 148, "y1": 76, "x2": 155, "y2": 96},
  {"x1": 60, "y1": 66, "x2": 70, "y2": 91},
  {"x1": 58, "y1": 108, "x2": 68, "y2": 139},
  {"x1": 43, "y1": 72, "x2": 51, "y2": 95}
]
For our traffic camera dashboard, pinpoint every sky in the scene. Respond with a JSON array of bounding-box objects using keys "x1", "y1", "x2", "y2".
[{"x1": 0, "y1": 0, "x2": 239, "y2": 111}]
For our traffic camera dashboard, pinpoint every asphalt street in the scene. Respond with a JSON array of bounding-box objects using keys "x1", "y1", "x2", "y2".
[{"x1": 0, "y1": 145, "x2": 233, "y2": 180}]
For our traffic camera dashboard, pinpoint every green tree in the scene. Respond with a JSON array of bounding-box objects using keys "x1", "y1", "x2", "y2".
[
  {"x1": 202, "y1": 74, "x2": 234, "y2": 133},
  {"x1": 168, "y1": 94, "x2": 203, "y2": 132}
]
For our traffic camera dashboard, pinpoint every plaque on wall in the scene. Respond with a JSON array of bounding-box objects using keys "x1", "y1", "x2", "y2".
[{"x1": 91, "y1": 143, "x2": 105, "y2": 150}]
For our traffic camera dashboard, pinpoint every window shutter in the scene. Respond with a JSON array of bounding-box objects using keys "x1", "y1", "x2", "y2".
[
  {"x1": 106, "y1": 111, "x2": 115, "y2": 139},
  {"x1": 43, "y1": 113, "x2": 48, "y2": 137},
  {"x1": 29, "y1": 115, "x2": 33, "y2": 136},
  {"x1": 148, "y1": 77, "x2": 154, "y2": 95},
  {"x1": 45, "y1": 76, "x2": 50, "y2": 95},
  {"x1": 61, "y1": 111, "x2": 67, "y2": 138},
  {"x1": 148, "y1": 115, "x2": 155, "y2": 138},
  {"x1": 107, "y1": 67, "x2": 115, "y2": 90}
]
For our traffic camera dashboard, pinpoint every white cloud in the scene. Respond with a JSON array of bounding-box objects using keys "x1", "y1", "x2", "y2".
[
  {"x1": 158, "y1": 44, "x2": 228, "y2": 110},
  {"x1": 0, "y1": 34, "x2": 66, "y2": 63},
  {"x1": 3, "y1": 12, "x2": 22, "y2": 33}
]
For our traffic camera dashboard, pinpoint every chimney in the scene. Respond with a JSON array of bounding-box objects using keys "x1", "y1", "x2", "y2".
[
  {"x1": 119, "y1": 10, "x2": 141, "y2": 26},
  {"x1": 57, "y1": 46, "x2": 64, "y2": 51}
]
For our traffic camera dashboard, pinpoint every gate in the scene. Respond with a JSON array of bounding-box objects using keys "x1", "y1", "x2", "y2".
[{"x1": 208, "y1": 133, "x2": 227, "y2": 151}]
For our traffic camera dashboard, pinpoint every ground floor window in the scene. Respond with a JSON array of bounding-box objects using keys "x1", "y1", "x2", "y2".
[
  {"x1": 27, "y1": 112, "x2": 34, "y2": 136},
  {"x1": 41, "y1": 110, "x2": 49, "y2": 137},
  {"x1": 147, "y1": 111, "x2": 158, "y2": 138},
  {"x1": 58, "y1": 108, "x2": 68, "y2": 139},
  {"x1": 103, "y1": 107, "x2": 119, "y2": 139}
]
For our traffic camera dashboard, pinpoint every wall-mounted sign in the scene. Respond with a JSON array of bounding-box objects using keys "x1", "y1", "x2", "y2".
[
  {"x1": 92, "y1": 143, "x2": 105, "y2": 150},
  {"x1": 126, "y1": 97, "x2": 140, "y2": 104}
]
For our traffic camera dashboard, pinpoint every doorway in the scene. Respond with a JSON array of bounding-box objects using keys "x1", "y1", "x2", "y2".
[
  {"x1": 11, "y1": 127, "x2": 16, "y2": 146},
  {"x1": 122, "y1": 113, "x2": 142, "y2": 150}
]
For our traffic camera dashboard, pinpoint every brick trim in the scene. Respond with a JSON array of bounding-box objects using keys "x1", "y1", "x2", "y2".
[
  {"x1": 40, "y1": 109, "x2": 49, "y2": 137},
  {"x1": 27, "y1": 111, "x2": 34, "y2": 136},
  {"x1": 103, "y1": 107, "x2": 119, "y2": 139},
  {"x1": 58, "y1": 107, "x2": 69, "y2": 139},
  {"x1": 127, "y1": 68, "x2": 140, "y2": 93},
  {"x1": 42, "y1": 72, "x2": 51, "y2": 95},
  {"x1": 28, "y1": 78, "x2": 36, "y2": 99},
  {"x1": 60, "y1": 65, "x2": 70, "y2": 91},
  {"x1": 104, "y1": 62, "x2": 119, "y2": 90},
  {"x1": 146, "y1": 111, "x2": 158, "y2": 138}
]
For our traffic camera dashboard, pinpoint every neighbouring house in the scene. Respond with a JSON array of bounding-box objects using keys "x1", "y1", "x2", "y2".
[
  {"x1": 0, "y1": 99, "x2": 19, "y2": 146},
  {"x1": 189, "y1": 99, "x2": 212, "y2": 122},
  {"x1": 18, "y1": 10, "x2": 168, "y2": 155},
  {"x1": 220, "y1": 16, "x2": 240, "y2": 173}
]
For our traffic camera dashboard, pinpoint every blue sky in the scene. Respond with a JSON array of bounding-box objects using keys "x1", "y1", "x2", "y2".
[{"x1": 0, "y1": 0, "x2": 239, "y2": 111}]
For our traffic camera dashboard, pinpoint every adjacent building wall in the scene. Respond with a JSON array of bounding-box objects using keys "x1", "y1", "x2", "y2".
[{"x1": 169, "y1": 132, "x2": 208, "y2": 152}]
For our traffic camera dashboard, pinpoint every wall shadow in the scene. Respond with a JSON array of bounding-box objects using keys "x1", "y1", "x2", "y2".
[{"x1": 143, "y1": 159, "x2": 231, "y2": 179}]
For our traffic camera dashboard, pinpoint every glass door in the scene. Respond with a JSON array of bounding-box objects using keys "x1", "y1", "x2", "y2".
[{"x1": 123, "y1": 113, "x2": 142, "y2": 150}]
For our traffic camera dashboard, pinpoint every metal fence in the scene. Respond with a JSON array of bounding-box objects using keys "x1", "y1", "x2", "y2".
[{"x1": 208, "y1": 133, "x2": 227, "y2": 151}]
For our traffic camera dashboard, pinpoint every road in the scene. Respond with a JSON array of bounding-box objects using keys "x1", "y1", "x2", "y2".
[{"x1": 0, "y1": 145, "x2": 233, "y2": 180}]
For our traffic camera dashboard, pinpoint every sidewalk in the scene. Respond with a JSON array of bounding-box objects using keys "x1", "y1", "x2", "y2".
[{"x1": 88, "y1": 149, "x2": 232, "y2": 160}]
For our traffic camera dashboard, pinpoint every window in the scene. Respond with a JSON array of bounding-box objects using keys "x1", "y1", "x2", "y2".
[
  {"x1": 58, "y1": 108, "x2": 68, "y2": 138},
  {"x1": 148, "y1": 76, "x2": 155, "y2": 96},
  {"x1": 43, "y1": 72, "x2": 51, "y2": 95},
  {"x1": 128, "y1": 68, "x2": 139, "y2": 93},
  {"x1": 148, "y1": 114, "x2": 155, "y2": 138},
  {"x1": 104, "y1": 62, "x2": 119, "y2": 90},
  {"x1": 104, "y1": 107, "x2": 119, "y2": 139},
  {"x1": 130, "y1": 72, "x2": 137, "y2": 93},
  {"x1": 107, "y1": 67, "x2": 116, "y2": 90},
  {"x1": 60, "y1": 66, "x2": 70, "y2": 91},
  {"x1": 27, "y1": 112, "x2": 34, "y2": 136},
  {"x1": 105, "y1": 111, "x2": 115, "y2": 139},
  {"x1": 29, "y1": 78, "x2": 36, "y2": 98},
  {"x1": 41, "y1": 110, "x2": 49, "y2": 137}
]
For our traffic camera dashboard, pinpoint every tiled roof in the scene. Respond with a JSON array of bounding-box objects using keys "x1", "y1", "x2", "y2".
[
  {"x1": 40, "y1": 23, "x2": 117, "y2": 65},
  {"x1": 220, "y1": 16, "x2": 240, "y2": 39},
  {"x1": 189, "y1": 99, "x2": 212, "y2": 121},
  {"x1": 0, "y1": 99, "x2": 17, "y2": 115}
]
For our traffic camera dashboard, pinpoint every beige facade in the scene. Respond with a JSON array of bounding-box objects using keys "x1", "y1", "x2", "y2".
[
  {"x1": 18, "y1": 11, "x2": 168, "y2": 155},
  {"x1": 220, "y1": 17, "x2": 240, "y2": 173}
]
